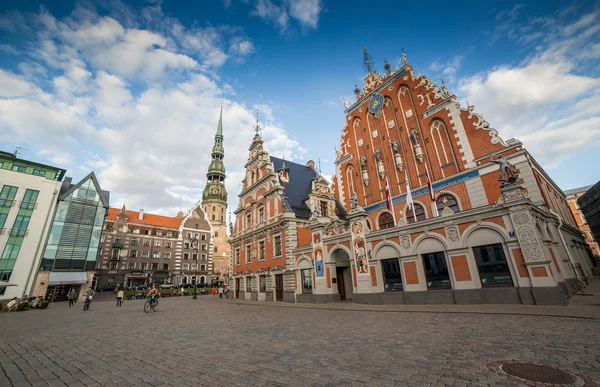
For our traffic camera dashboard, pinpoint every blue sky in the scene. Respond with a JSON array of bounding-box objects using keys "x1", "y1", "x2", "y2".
[{"x1": 0, "y1": 0, "x2": 599, "y2": 215}]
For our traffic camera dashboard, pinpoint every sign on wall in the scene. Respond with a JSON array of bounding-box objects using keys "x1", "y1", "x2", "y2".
[
  {"x1": 313, "y1": 231, "x2": 324, "y2": 277},
  {"x1": 351, "y1": 220, "x2": 369, "y2": 275}
]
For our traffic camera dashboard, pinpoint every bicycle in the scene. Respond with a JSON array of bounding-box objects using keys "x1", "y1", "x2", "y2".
[
  {"x1": 83, "y1": 297, "x2": 91, "y2": 311},
  {"x1": 144, "y1": 296, "x2": 158, "y2": 313}
]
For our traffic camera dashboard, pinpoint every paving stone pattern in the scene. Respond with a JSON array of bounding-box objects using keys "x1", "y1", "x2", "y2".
[{"x1": 0, "y1": 297, "x2": 599, "y2": 387}]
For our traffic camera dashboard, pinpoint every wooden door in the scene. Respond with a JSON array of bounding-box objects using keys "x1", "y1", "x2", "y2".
[
  {"x1": 336, "y1": 268, "x2": 346, "y2": 300},
  {"x1": 235, "y1": 278, "x2": 240, "y2": 298},
  {"x1": 275, "y1": 274, "x2": 283, "y2": 301}
]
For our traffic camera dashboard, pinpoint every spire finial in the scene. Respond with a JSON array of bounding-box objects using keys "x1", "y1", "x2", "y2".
[
  {"x1": 439, "y1": 75, "x2": 450, "y2": 98},
  {"x1": 362, "y1": 46, "x2": 374, "y2": 73},
  {"x1": 401, "y1": 47, "x2": 408, "y2": 66},
  {"x1": 318, "y1": 158, "x2": 322, "y2": 174},
  {"x1": 254, "y1": 109, "x2": 261, "y2": 136}
]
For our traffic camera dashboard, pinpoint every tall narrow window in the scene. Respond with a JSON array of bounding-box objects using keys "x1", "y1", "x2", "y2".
[
  {"x1": 246, "y1": 277, "x2": 252, "y2": 292},
  {"x1": 301, "y1": 269, "x2": 313, "y2": 294},
  {"x1": 246, "y1": 245, "x2": 251, "y2": 263},
  {"x1": 473, "y1": 244, "x2": 513, "y2": 287},
  {"x1": 320, "y1": 201, "x2": 328, "y2": 217},
  {"x1": 259, "y1": 275, "x2": 266, "y2": 292},
  {"x1": 430, "y1": 120, "x2": 455, "y2": 168},
  {"x1": 259, "y1": 241, "x2": 265, "y2": 260},
  {"x1": 422, "y1": 251, "x2": 451, "y2": 289},
  {"x1": 20, "y1": 189, "x2": 39, "y2": 210},
  {"x1": 381, "y1": 258, "x2": 403, "y2": 291},
  {"x1": 235, "y1": 248, "x2": 240, "y2": 265},
  {"x1": 0, "y1": 185, "x2": 18, "y2": 208},
  {"x1": 274, "y1": 236, "x2": 282, "y2": 256}
]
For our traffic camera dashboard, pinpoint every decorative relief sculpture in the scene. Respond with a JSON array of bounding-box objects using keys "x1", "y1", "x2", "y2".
[
  {"x1": 509, "y1": 207, "x2": 546, "y2": 262},
  {"x1": 401, "y1": 235, "x2": 410, "y2": 249},
  {"x1": 409, "y1": 129, "x2": 424, "y2": 163},
  {"x1": 350, "y1": 192, "x2": 360, "y2": 211},
  {"x1": 446, "y1": 226, "x2": 459, "y2": 241},
  {"x1": 465, "y1": 101, "x2": 508, "y2": 146},
  {"x1": 391, "y1": 140, "x2": 404, "y2": 172}
]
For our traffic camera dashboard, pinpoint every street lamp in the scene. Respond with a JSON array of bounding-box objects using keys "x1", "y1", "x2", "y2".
[{"x1": 191, "y1": 236, "x2": 199, "y2": 299}]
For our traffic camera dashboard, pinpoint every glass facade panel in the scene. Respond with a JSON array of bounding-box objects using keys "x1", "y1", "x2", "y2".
[
  {"x1": 382, "y1": 258, "x2": 403, "y2": 292},
  {"x1": 422, "y1": 251, "x2": 451, "y2": 289},
  {"x1": 473, "y1": 244, "x2": 513, "y2": 287},
  {"x1": 39, "y1": 177, "x2": 106, "y2": 272},
  {"x1": 0, "y1": 213, "x2": 7, "y2": 229}
]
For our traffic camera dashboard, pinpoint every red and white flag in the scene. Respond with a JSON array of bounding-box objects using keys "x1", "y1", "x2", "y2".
[{"x1": 385, "y1": 179, "x2": 396, "y2": 225}]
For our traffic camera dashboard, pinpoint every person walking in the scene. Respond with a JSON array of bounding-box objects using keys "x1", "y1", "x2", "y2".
[
  {"x1": 218, "y1": 286, "x2": 224, "y2": 299},
  {"x1": 211, "y1": 286, "x2": 216, "y2": 297},
  {"x1": 68, "y1": 288, "x2": 76, "y2": 307},
  {"x1": 116, "y1": 287, "x2": 124, "y2": 307},
  {"x1": 225, "y1": 287, "x2": 230, "y2": 299}
]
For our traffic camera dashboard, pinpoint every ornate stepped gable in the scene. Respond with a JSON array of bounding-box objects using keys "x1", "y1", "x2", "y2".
[{"x1": 333, "y1": 48, "x2": 520, "y2": 221}]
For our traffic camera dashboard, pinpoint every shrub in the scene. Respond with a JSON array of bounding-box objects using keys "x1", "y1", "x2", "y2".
[{"x1": 17, "y1": 302, "x2": 29, "y2": 311}]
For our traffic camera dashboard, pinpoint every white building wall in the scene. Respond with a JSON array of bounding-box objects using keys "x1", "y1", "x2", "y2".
[{"x1": 0, "y1": 170, "x2": 61, "y2": 300}]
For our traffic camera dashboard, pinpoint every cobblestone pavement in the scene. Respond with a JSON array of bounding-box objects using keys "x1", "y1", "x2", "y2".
[{"x1": 1, "y1": 297, "x2": 599, "y2": 387}]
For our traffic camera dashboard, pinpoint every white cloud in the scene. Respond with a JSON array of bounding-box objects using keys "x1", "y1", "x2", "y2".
[
  {"x1": 250, "y1": 0, "x2": 323, "y2": 32},
  {"x1": 0, "y1": 44, "x2": 19, "y2": 55},
  {"x1": 429, "y1": 55, "x2": 463, "y2": 83},
  {"x1": 287, "y1": 0, "x2": 322, "y2": 29},
  {"x1": 458, "y1": 9, "x2": 600, "y2": 169},
  {"x1": 0, "y1": 2, "x2": 303, "y2": 216}
]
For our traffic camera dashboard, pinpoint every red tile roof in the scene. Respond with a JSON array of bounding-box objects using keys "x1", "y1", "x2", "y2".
[{"x1": 106, "y1": 208, "x2": 184, "y2": 229}]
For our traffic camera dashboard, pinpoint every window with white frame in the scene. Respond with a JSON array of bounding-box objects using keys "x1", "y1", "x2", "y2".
[
  {"x1": 201, "y1": 254, "x2": 207, "y2": 260},
  {"x1": 164, "y1": 252, "x2": 171, "y2": 259},
  {"x1": 201, "y1": 234, "x2": 207, "y2": 241},
  {"x1": 200, "y1": 264, "x2": 206, "y2": 271},
  {"x1": 235, "y1": 248, "x2": 240, "y2": 265},
  {"x1": 131, "y1": 238, "x2": 138, "y2": 246},
  {"x1": 183, "y1": 263, "x2": 189, "y2": 271},
  {"x1": 166, "y1": 231, "x2": 173, "y2": 238},
  {"x1": 153, "y1": 251, "x2": 160, "y2": 259},
  {"x1": 142, "y1": 251, "x2": 149, "y2": 258},
  {"x1": 274, "y1": 235, "x2": 282, "y2": 256},
  {"x1": 133, "y1": 228, "x2": 140, "y2": 234},
  {"x1": 156, "y1": 230, "x2": 163, "y2": 237},
  {"x1": 154, "y1": 240, "x2": 161, "y2": 247},
  {"x1": 259, "y1": 241, "x2": 265, "y2": 260},
  {"x1": 141, "y1": 262, "x2": 148, "y2": 270},
  {"x1": 183, "y1": 253, "x2": 189, "y2": 260},
  {"x1": 246, "y1": 245, "x2": 251, "y2": 262}
]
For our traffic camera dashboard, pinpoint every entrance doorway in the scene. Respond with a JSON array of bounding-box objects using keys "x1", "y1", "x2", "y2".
[
  {"x1": 275, "y1": 274, "x2": 283, "y2": 301},
  {"x1": 235, "y1": 278, "x2": 240, "y2": 298},
  {"x1": 332, "y1": 248, "x2": 353, "y2": 301}
]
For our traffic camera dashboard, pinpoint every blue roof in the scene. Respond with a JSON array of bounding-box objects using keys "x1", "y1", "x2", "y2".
[
  {"x1": 564, "y1": 185, "x2": 593, "y2": 196},
  {"x1": 270, "y1": 156, "x2": 318, "y2": 219}
]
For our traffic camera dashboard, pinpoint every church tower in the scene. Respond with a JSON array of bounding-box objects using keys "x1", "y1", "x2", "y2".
[{"x1": 202, "y1": 106, "x2": 230, "y2": 284}]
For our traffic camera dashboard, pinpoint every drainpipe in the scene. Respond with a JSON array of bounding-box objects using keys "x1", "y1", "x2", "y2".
[
  {"x1": 550, "y1": 209, "x2": 581, "y2": 282},
  {"x1": 24, "y1": 188, "x2": 59, "y2": 298}
]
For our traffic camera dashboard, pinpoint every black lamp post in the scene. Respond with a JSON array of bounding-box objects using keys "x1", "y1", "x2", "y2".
[{"x1": 191, "y1": 236, "x2": 199, "y2": 299}]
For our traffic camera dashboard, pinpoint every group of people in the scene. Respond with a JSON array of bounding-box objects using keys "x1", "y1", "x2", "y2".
[
  {"x1": 211, "y1": 285, "x2": 229, "y2": 298},
  {"x1": 4, "y1": 295, "x2": 45, "y2": 311}
]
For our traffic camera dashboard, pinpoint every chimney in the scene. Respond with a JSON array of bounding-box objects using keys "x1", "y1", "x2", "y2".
[
  {"x1": 306, "y1": 160, "x2": 315, "y2": 169},
  {"x1": 139, "y1": 209, "x2": 144, "y2": 220}
]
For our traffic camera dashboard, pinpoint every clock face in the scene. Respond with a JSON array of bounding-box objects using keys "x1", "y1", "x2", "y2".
[{"x1": 212, "y1": 188, "x2": 219, "y2": 195}]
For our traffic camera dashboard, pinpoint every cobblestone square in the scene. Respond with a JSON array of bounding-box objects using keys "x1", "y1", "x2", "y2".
[{"x1": 1, "y1": 297, "x2": 599, "y2": 386}]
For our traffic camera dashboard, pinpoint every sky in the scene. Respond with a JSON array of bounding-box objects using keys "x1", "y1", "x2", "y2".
[{"x1": 1, "y1": 0, "x2": 599, "y2": 216}]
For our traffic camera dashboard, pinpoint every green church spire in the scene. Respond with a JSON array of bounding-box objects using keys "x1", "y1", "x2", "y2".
[{"x1": 202, "y1": 106, "x2": 227, "y2": 208}]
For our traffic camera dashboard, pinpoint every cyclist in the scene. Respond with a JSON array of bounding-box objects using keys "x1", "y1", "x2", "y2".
[
  {"x1": 83, "y1": 287, "x2": 94, "y2": 311},
  {"x1": 148, "y1": 284, "x2": 159, "y2": 306}
]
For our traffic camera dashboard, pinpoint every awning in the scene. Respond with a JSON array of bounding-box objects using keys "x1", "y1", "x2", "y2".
[
  {"x1": 48, "y1": 272, "x2": 89, "y2": 286},
  {"x1": 0, "y1": 280, "x2": 17, "y2": 287},
  {"x1": 128, "y1": 276, "x2": 148, "y2": 279}
]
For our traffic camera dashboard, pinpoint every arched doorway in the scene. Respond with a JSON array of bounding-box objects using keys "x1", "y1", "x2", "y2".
[
  {"x1": 332, "y1": 248, "x2": 353, "y2": 301},
  {"x1": 181, "y1": 276, "x2": 188, "y2": 285}
]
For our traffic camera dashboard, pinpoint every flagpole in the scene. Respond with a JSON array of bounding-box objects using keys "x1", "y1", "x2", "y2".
[{"x1": 404, "y1": 165, "x2": 417, "y2": 222}]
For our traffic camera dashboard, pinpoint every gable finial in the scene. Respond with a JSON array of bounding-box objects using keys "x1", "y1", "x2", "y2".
[
  {"x1": 254, "y1": 109, "x2": 261, "y2": 136},
  {"x1": 401, "y1": 47, "x2": 408, "y2": 66},
  {"x1": 439, "y1": 75, "x2": 450, "y2": 97},
  {"x1": 318, "y1": 158, "x2": 322, "y2": 174},
  {"x1": 362, "y1": 46, "x2": 374, "y2": 73}
]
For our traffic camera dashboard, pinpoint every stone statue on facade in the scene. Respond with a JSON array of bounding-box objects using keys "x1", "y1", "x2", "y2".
[
  {"x1": 491, "y1": 154, "x2": 518, "y2": 187},
  {"x1": 350, "y1": 192, "x2": 360, "y2": 211}
]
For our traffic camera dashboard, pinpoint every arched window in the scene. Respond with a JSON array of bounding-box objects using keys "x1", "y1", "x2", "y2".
[
  {"x1": 212, "y1": 206, "x2": 216, "y2": 211},
  {"x1": 251, "y1": 171, "x2": 255, "y2": 184},
  {"x1": 212, "y1": 214, "x2": 215, "y2": 220},
  {"x1": 406, "y1": 204, "x2": 426, "y2": 223},
  {"x1": 378, "y1": 212, "x2": 395, "y2": 230},
  {"x1": 436, "y1": 194, "x2": 459, "y2": 214}
]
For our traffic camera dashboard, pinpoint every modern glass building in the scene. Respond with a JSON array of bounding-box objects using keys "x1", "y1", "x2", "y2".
[{"x1": 35, "y1": 172, "x2": 109, "y2": 301}]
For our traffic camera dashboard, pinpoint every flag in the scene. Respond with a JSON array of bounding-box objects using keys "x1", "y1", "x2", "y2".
[
  {"x1": 385, "y1": 178, "x2": 396, "y2": 225},
  {"x1": 425, "y1": 164, "x2": 439, "y2": 217},
  {"x1": 405, "y1": 177, "x2": 414, "y2": 209}
]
